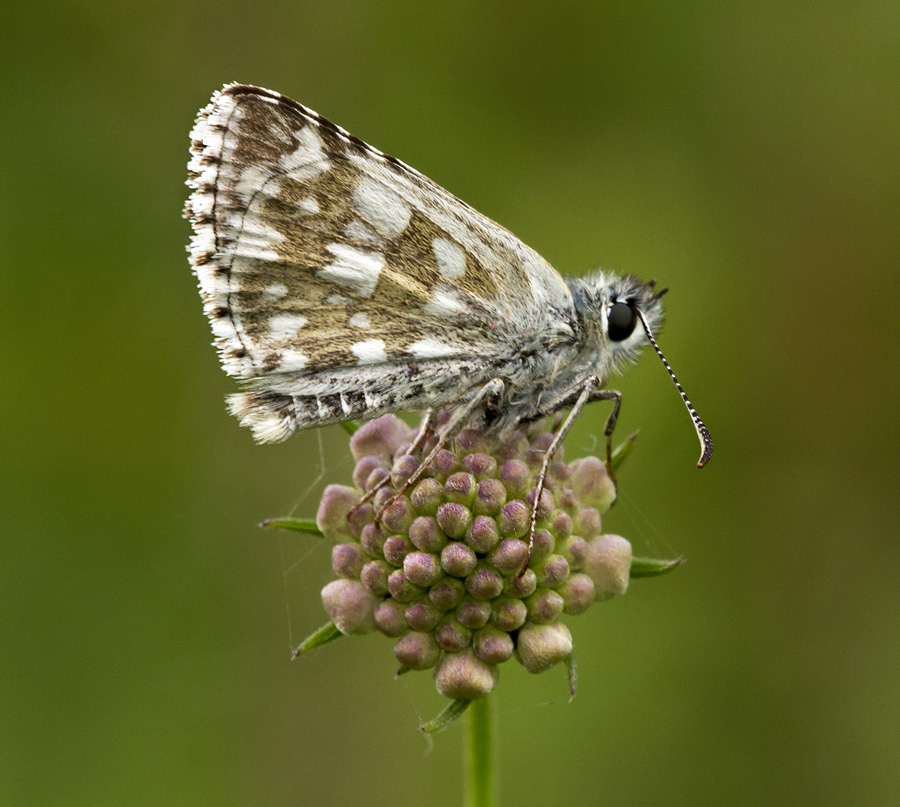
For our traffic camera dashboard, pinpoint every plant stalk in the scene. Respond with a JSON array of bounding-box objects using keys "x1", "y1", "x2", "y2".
[{"x1": 464, "y1": 696, "x2": 497, "y2": 807}]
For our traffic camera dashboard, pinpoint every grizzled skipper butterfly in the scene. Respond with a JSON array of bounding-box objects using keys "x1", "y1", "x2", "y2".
[{"x1": 185, "y1": 85, "x2": 712, "y2": 544}]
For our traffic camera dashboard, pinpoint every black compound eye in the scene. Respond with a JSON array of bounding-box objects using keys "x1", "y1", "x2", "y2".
[{"x1": 607, "y1": 301, "x2": 637, "y2": 342}]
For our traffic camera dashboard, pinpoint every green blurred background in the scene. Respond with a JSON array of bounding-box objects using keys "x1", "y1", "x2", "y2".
[{"x1": 3, "y1": 1, "x2": 899, "y2": 805}]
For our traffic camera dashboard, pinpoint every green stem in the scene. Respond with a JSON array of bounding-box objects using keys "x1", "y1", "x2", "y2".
[{"x1": 465, "y1": 696, "x2": 497, "y2": 807}]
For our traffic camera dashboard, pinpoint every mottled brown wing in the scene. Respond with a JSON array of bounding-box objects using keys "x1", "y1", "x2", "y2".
[{"x1": 186, "y1": 84, "x2": 574, "y2": 383}]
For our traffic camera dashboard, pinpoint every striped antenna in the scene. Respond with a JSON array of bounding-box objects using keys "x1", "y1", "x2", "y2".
[{"x1": 636, "y1": 309, "x2": 713, "y2": 468}]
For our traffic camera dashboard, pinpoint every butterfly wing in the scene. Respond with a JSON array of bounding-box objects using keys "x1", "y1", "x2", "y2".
[{"x1": 186, "y1": 84, "x2": 576, "y2": 441}]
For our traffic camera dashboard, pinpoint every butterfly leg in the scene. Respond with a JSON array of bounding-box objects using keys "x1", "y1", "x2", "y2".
[
  {"x1": 376, "y1": 379, "x2": 504, "y2": 524},
  {"x1": 521, "y1": 379, "x2": 622, "y2": 573},
  {"x1": 348, "y1": 409, "x2": 435, "y2": 516}
]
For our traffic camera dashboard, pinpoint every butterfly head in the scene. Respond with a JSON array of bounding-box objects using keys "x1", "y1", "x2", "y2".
[
  {"x1": 568, "y1": 272, "x2": 665, "y2": 373},
  {"x1": 568, "y1": 272, "x2": 713, "y2": 467}
]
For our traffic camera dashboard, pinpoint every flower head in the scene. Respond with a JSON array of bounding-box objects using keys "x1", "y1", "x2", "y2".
[{"x1": 310, "y1": 412, "x2": 638, "y2": 700}]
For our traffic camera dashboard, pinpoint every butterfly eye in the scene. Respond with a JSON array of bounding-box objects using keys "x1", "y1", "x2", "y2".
[{"x1": 607, "y1": 301, "x2": 637, "y2": 342}]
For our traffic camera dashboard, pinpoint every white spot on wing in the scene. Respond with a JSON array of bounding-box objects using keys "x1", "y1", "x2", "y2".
[
  {"x1": 326, "y1": 294, "x2": 351, "y2": 306},
  {"x1": 278, "y1": 126, "x2": 330, "y2": 180},
  {"x1": 268, "y1": 313, "x2": 308, "y2": 339},
  {"x1": 344, "y1": 220, "x2": 383, "y2": 247},
  {"x1": 299, "y1": 196, "x2": 319, "y2": 214},
  {"x1": 433, "y1": 238, "x2": 466, "y2": 279},
  {"x1": 353, "y1": 177, "x2": 412, "y2": 238},
  {"x1": 351, "y1": 339, "x2": 388, "y2": 364},
  {"x1": 422, "y1": 287, "x2": 468, "y2": 317},
  {"x1": 263, "y1": 283, "x2": 288, "y2": 300},
  {"x1": 318, "y1": 244, "x2": 385, "y2": 298},
  {"x1": 407, "y1": 338, "x2": 459, "y2": 358},
  {"x1": 277, "y1": 349, "x2": 309, "y2": 372},
  {"x1": 349, "y1": 313, "x2": 371, "y2": 329}
]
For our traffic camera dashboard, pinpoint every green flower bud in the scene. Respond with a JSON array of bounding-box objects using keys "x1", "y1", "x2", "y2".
[
  {"x1": 489, "y1": 539, "x2": 529, "y2": 575},
  {"x1": 436, "y1": 502, "x2": 473, "y2": 539},
  {"x1": 528, "y1": 529, "x2": 555, "y2": 564},
  {"x1": 497, "y1": 500, "x2": 530, "y2": 540},
  {"x1": 353, "y1": 455, "x2": 389, "y2": 491},
  {"x1": 444, "y1": 472, "x2": 476, "y2": 506},
  {"x1": 499, "y1": 459, "x2": 531, "y2": 499},
  {"x1": 465, "y1": 515, "x2": 501, "y2": 553},
  {"x1": 359, "y1": 523, "x2": 386, "y2": 558},
  {"x1": 551, "y1": 510, "x2": 574, "y2": 540},
  {"x1": 410, "y1": 478, "x2": 443, "y2": 516},
  {"x1": 461, "y1": 452, "x2": 498, "y2": 481},
  {"x1": 390, "y1": 453, "x2": 420, "y2": 489},
  {"x1": 408, "y1": 516, "x2": 447, "y2": 552},
  {"x1": 575, "y1": 506, "x2": 603, "y2": 539},
  {"x1": 557, "y1": 535, "x2": 588, "y2": 571},
  {"x1": 473, "y1": 478, "x2": 507, "y2": 516},
  {"x1": 302, "y1": 412, "x2": 667, "y2": 701},
  {"x1": 502, "y1": 568, "x2": 537, "y2": 598},
  {"x1": 440, "y1": 541, "x2": 477, "y2": 577},
  {"x1": 427, "y1": 449, "x2": 459, "y2": 482},
  {"x1": 381, "y1": 496, "x2": 413, "y2": 534}
]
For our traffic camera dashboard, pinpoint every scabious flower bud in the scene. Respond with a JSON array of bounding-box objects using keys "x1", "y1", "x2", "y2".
[
  {"x1": 321, "y1": 580, "x2": 376, "y2": 635},
  {"x1": 374, "y1": 598, "x2": 407, "y2": 637},
  {"x1": 408, "y1": 516, "x2": 446, "y2": 552},
  {"x1": 395, "y1": 631, "x2": 441, "y2": 670},
  {"x1": 516, "y1": 621, "x2": 573, "y2": 673},
  {"x1": 583, "y1": 535, "x2": 632, "y2": 601},
  {"x1": 473, "y1": 627, "x2": 515, "y2": 664},
  {"x1": 569, "y1": 456, "x2": 617, "y2": 512},
  {"x1": 332, "y1": 543, "x2": 366, "y2": 579},
  {"x1": 316, "y1": 485, "x2": 360, "y2": 542},
  {"x1": 410, "y1": 478, "x2": 443, "y2": 515},
  {"x1": 307, "y1": 412, "x2": 660, "y2": 700},
  {"x1": 403, "y1": 551, "x2": 444, "y2": 587},
  {"x1": 434, "y1": 649, "x2": 499, "y2": 700}
]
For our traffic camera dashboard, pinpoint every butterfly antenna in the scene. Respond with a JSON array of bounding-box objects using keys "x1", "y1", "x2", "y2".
[{"x1": 636, "y1": 309, "x2": 713, "y2": 468}]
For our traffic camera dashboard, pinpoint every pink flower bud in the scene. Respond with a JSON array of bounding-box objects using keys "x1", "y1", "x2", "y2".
[
  {"x1": 350, "y1": 414, "x2": 411, "y2": 460},
  {"x1": 583, "y1": 535, "x2": 632, "y2": 601},
  {"x1": 316, "y1": 485, "x2": 360, "y2": 542},
  {"x1": 321, "y1": 580, "x2": 376, "y2": 635},
  {"x1": 569, "y1": 457, "x2": 617, "y2": 512},
  {"x1": 434, "y1": 650, "x2": 499, "y2": 700},
  {"x1": 516, "y1": 621, "x2": 573, "y2": 674}
]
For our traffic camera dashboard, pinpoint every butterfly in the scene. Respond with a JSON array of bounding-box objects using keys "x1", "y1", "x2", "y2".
[{"x1": 185, "y1": 84, "x2": 712, "y2": 519}]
